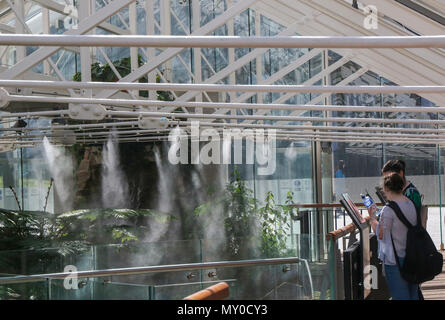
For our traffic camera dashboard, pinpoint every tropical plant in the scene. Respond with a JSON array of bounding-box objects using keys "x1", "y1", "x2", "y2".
[
  {"x1": 0, "y1": 209, "x2": 58, "y2": 252},
  {"x1": 194, "y1": 168, "x2": 297, "y2": 258},
  {"x1": 0, "y1": 208, "x2": 174, "y2": 251},
  {"x1": 0, "y1": 208, "x2": 175, "y2": 299},
  {"x1": 193, "y1": 168, "x2": 298, "y2": 299},
  {"x1": 258, "y1": 191, "x2": 295, "y2": 257},
  {"x1": 56, "y1": 208, "x2": 176, "y2": 246}
]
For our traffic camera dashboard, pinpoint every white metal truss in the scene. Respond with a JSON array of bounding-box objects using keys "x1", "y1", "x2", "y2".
[
  {"x1": 93, "y1": 0, "x2": 258, "y2": 100},
  {"x1": 255, "y1": 0, "x2": 445, "y2": 134},
  {"x1": 262, "y1": 0, "x2": 445, "y2": 106},
  {"x1": 0, "y1": 0, "x2": 136, "y2": 80},
  {"x1": 1, "y1": 0, "x2": 445, "y2": 149}
]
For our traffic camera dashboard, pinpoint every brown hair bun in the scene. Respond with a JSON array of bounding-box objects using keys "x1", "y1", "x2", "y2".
[{"x1": 383, "y1": 172, "x2": 404, "y2": 193}]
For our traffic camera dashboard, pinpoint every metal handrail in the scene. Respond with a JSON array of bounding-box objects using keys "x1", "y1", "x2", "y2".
[
  {"x1": 4, "y1": 34, "x2": 445, "y2": 48},
  {"x1": 0, "y1": 257, "x2": 301, "y2": 285},
  {"x1": 184, "y1": 282, "x2": 230, "y2": 300},
  {"x1": 290, "y1": 203, "x2": 384, "y2": 209},
  {"x1": 327, "y1": 216, "x2": 371, "y2": 242}
]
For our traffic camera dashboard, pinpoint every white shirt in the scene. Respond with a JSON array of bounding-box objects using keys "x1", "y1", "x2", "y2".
[{"x1": 376, "y1": 200, "x2": 417, "y2": 265}]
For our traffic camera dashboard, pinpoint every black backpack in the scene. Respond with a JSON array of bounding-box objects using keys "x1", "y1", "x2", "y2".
[{"x1": 387, "y1": 201, "x2": 443, "y2": 284}]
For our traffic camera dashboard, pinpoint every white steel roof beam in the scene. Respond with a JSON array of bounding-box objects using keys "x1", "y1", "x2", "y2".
[
  {"x1": 32, "y1": 0, "x2": 132, "y2": 35},
  {"x1": 38, "y1": 133, "x2": 445, "y2": 145},
  {"x1": 9, "y1": 92, "x2": 445, "y2": 114},
  {"x1": 298, "y1": 0, "x2": 445, "y2": 71},
  {"x1": 5, "y1": 107, "x2": 445, "y2": 127},
  {"x1": 8, "y1": 119, "x2": 445, "y2": 135},
  {"x1": 210, "y1": 47, "x2": 325, "y2": 116},
  {"x1": 94, "y1": 0, "x2": 259, "y2": 100},
  {"x1": 6, "y1": 80, "x2": 445, "y2": 94},
  {"x1": 417, "y1": 0, "x2": 445, "y2": 17},
  {"x1": 10, "y1": 127, "x2": 445, "y2": 142},
  {"x1": 156, "y1": 21, "x2": 302, "y2": 113},
  {"x1": 0, "y1": 0, "x2": 136, "y2": 80},
  {"x1": 16, "y1": 133, "x2": 445, "y2": 144},
  {"x1": 0, "y1": 22, "x2": 14, "y2": 33},
  {"x1": 237, "y1": 53, "x2": 353, "y2": 124},
  {"x1": 285, "y1": 0, "x2": 445, "y2": 104},
  {"x1": 261, "y1": 0, "x2": 445, "y2": 105},
  {"x1": 272, "y1": 67, "x2": 368, "y2": 126},
  {"x1": 359, "y1": 0, "x2": 445, "y2": 35},
  {"x1": 5, "y1": 34, "x2": 445, "y2": 48},
  {"x1": 6, "y1": 108, "x2": 445, "y2": 127}
]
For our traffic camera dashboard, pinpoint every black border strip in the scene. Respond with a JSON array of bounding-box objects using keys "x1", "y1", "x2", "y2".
[{"x1": 394, "y1": 0, "x2": 445, "y2": 27}]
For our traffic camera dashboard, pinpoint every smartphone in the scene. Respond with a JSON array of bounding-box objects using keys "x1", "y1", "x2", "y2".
[{"x1": 375, "y1": 186, "x2": 388, "y2": 204}]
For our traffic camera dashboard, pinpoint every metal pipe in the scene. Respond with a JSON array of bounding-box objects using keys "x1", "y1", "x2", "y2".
[
  {"x1": 2, "y1": 34, "x2": 445, "y2": 48},
  {"x1": 6, "y1": 120, "x2": 445, "y2": 135},
  {"x1": 5, "y1": 130, "x2": 171, "y2": 141},
  {"x1": 193, "y1": 121, "x2": 445, "y2": 134},
  {"x1": 439, "y1": 145, "x2": 444, "y2": 250},
  {"x1": 9, "y1": 124, "x2": 445, "y2": 145},
  {"x1": 51, "y1": 121, "x2": 140, "y2": 130},
  {"x1": 35, "y1": 133, "x2": 445, "y2": 145},
  {"x1": 5, "y1": 108, "x2": 445, "y2": 127},
  {"x1": 24, "y1": 127, "x2": 445, "y2": 141},
  {"x1": 162, "y1": 133, "x2": 445, "y2": 143},
  {"x1": 107, "y1": 110, "x2": 445, "y2": 126},
  {"x1": 0, "y1": 257, "x2": 301, "y2": 285},
  {"x1": 7, "y1": 93, "x2": 445, "y2": 114},
  {"x1": 31, "y1": 136, "x2": 445, "y2": 145},
  {"x1": 5, "y1": 126, "x2": 445, "y2": 145},
  {"x1": 0, "y1": 110, "x2": 68, "y2": 118},
  {"x1": 4, "y1": 80, "x2": 445, "y2": 94},
  {"x1": 8, "y1": 128, "x2": 445, "y2": 141}
]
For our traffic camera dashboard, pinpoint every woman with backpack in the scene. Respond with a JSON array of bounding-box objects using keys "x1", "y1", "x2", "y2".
[{"x1": 368, "y1": 172, "x2": 419, "y2": 300}]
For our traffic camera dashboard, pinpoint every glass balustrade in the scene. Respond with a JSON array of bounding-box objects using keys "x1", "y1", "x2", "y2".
[{"x1": 0, "y1": 234, "x2": 334, "y2": 300}]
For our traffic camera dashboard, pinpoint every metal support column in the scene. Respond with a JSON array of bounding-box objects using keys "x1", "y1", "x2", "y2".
[
  {"x1": 439, "y1": 144, "x2": 444, "y2": 250},
  {"x1": 145, "y1": 0, "x2": 157, "y2": 104},
  {"x1": 312, "y1": 140, "x2": 323, "y2": 261},
  {"x1": 192, "y1": 0, "x2": 202, "y2": 113},
  {"x1": 160, "y1": 0, "x2": 172, "y2": 82},
  {"x1": 255, "y1": 9, "x2": 263, "y2": 105},
  {"x1": 79, "y1": 0, "x2": 92, "y2": 97},
  {"x1": 130, "y1": 2, "x2": 138, "y2": 98},
  {"x1": 14, "y1": 0, "x2": 25, "y2": 64},
  {"x1": 227, "y1": 0, "x2": 236, "y2": 123},
  {"x1": 42, "y1": 7, "x2": 50, "y2": 75}
]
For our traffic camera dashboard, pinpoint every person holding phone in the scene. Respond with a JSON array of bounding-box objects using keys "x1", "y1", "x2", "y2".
[
  {"x1": 381, "y1": 160, "x2": 421, "y2": 212},
  {"x1": 367, "y1": 173, "x2": 419, "y2": 300},
  {"x1": 361, "y1": 193, "x2": 381, "y2": 219}
]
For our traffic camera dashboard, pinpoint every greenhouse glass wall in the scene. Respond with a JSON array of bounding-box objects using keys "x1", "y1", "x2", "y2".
[{"x1": 0, "y1": 0, "x2": 444, "y2": 300}]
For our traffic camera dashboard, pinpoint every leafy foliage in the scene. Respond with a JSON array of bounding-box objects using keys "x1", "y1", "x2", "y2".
[
  {"x1": 194, "y1": 168, "x2": 297, "y2": 258},
  {"x1": 258, "y1": 191, "x2": 294, "y2": 257},
  {"x1": 56, "y1": 208, "x2": 176, "y2": 245},
  {"x1": 0, "y1": 208, "x2": 175, "y2": 299},
  {"x1": 0, "y1": 208, "x2": 175, "y2": 253},
  {"x1": 192, "y1": 169, "x2": 298, "y2": 300},
  {"x1": 0, "y1": 209, "x2": 58, "y2": 252}
]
